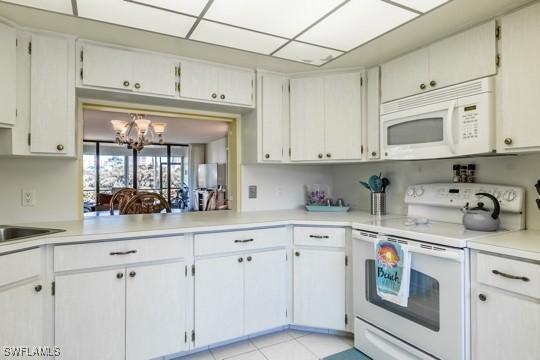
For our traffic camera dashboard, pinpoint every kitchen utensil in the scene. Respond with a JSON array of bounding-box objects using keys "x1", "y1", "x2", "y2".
[
  {"x1": 368, "y1": 175, "x2": 383, "y2": 193},
  {"x1": 536, "y1": 198, "x2": 540, "y2": 211},
  {"x1": 462, "y1": 192, "x2": 500, "y2": 231},
  {"x1": 359, "y1": 181, "x2": 371, "y2": 191},
  {"x1": 381, "y1": 178, "x2": 390, "y2": 192},
  {"x1": 535, "y1": 180, "x2": 540, "y2": 196}
]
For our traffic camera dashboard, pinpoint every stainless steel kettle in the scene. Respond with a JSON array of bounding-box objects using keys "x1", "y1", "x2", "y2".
[{"x1": 462, "y1": 192, "x2": 501, "y2": 231}]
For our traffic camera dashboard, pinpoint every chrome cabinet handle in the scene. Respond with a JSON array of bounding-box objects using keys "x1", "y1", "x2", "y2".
[
  {"x1": 371, "y1": 151, "x2": 377, "y2": 157},
  {"x1": 123, "y1": 80, "x2": 130, "y2": 87},
  {"x1": 265, "y1": 154, "x2": 270, "y2": 159},
  {"x1": 34, "y1": 284, "x2": 42, "y2": 292},
  {"x1": 211, "y1": 93, "x2": 217, "y2": 99},
  {"x1": 318, "y1": 153, "x2": 323, "y2": 159},
  {"x1": 116, "y1": 272, "x2": 124, "y2": 279},
  {"x1": 309, "y1": 235, "x2": 329, "y2": 239},
  {"x1": 238, "y1": 257, "x2": 243, "y2": 263},
  {"x1": 326, "y1": 153, "x2": 331, "y2": 158},
  {"x1": 109, "y1": 250, "x2": 137, "y2": 256},
  {"x1": 420, "y1": 83, "x2": 426, "y2": 90},
  {"x1": 220, "y1": 94, "x2": 226, "y2": 100},
  {"x1": 492, "y1": 269, "x2": 530, "y2": 282},
  {"x1": 134, "y1": 83, "x2": 141, "y2": 89},
  {"x1": 129, "y1": 271, "x2": 136, "y2": 278},
  {"x1": 234, "y1": 238, "x2": 254, "y2": 243},
  {"x1": 247, "y1": 256, "x2": 252, "y2": 262},
  {"x1": 429, "y1": 80, "x2": 437, "y2": 87},
  {"x1": 504, "y1": 138, "x2": 513, "y2": 145},
  {"x1": 295, "y1": 251, "x2": 300, "y2": 257},
  {"x1": 478, "y1": 293, "x2": 487, "y2": 301},
  {"x1": 56, "y1": 144, "x2": 64, "y2": 151}
]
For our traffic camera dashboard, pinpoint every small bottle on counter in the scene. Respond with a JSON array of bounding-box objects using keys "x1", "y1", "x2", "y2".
[
  {"x1": 460, "y1": 165, "x2": 468, "y2": 183},
  {"x1": 452, "y1": 164, "x2": 461, "y2": 183},
  {"x1": 467, "y1": 164, "x2": 476, "y2": 183}
]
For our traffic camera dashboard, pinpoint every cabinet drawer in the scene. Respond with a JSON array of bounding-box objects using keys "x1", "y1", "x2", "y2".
[
  {"x1": 194, "y1": 227, "x2": 287, "y2": 256},
  {"x1": 294, "y1": 227, "x2": 346, "y2": 248},
  {"x1": 0, "y1": 248, "x2": 41, "y2": 287},
  {"x1": 54, "y1": 236, "x2": 186, "y2": 272},
  {"x1": 477, "y1": 253, "x2": 540, "y2": 299}
]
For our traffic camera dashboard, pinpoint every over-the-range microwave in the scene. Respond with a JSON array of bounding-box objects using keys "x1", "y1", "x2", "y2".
[{"x1": 380, "y1": 77, "x2": 495, "y2": 160}]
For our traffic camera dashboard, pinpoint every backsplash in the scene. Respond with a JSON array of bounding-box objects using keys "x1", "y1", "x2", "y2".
[{"x1": 332, "y1": 153, "x2": 540, "y2": 230}]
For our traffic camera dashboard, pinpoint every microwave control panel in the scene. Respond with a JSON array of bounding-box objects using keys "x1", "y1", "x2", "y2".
[{"x1": 460, "y1": 104, "x2": 479, "y2": 140}]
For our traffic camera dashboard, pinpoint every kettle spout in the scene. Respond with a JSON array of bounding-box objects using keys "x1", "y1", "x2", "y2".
[{"x1": 461, "y1": 202, "x2": 470, "y2": 214}]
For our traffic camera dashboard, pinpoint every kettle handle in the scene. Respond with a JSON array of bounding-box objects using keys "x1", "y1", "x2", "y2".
[{"x1": 475, "y1": 193, "x2": 500, "y2": 220}]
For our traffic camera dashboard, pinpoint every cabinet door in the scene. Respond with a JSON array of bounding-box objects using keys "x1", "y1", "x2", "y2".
[
  {"x1": 290, "y1": 77, "x2": 325, "y2": 161},
  {"x1": 126, "y1": 261, "x2": 187, "y2": 360},
  {"x1": 429, "y1": 21, "x2": 496, "y2": 91},
  {"x1": 381, "y1": 48, "x2": 429, "y2": 103},
  {"x1": 244, "y1": 249, "x2": 287, "y2": 334},
  {"x1": 218, "y1": 67, "x2": 254, "y2": 106},
  {"x1": 500, "y1": 3, "x2": 540, "y2": 151},
  {"x1": 260, "y1": 74, "x2": 286, "y2": 162},
  {"x1": 132, "y1": 52, "x2": 178, "y2": 97},
  {"x1": 29, "y1": 34, "x2": 75, "y2": 155},
  {"x1": 293, "y1": 249, "x2": 346, "y2": 330},
  {"x1": 474, "y1": 285, "x2": 540, "y2": 360},
  {"x1": 0, "y1": 22, "x2": 16, "y2": 127},
  {"x1": 0, "y1": 282, "x2": 45, "y2": 347},
  {"x1": 82, "y1": 44, "x2": 133, "y2": 90},
  {"x1": 366, "y1": 66, "x2": 381, "y2": 160},
  {"x1": 194, "y1": 255, "x2": 244, "y2": 347},
  {"x1": 55, "y1": 269, "x2": 126, "y2": 360},
  {"x1": 179, "y1": 60, "x2": 218, "y2": 102},
  {"x1": 324, "y1": 73, "x2": 362, "y2": 160}
]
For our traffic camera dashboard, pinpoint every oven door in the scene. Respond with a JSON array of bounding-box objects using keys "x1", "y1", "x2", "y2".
[
  {"x1": 381, "y1": 100, "x2": 457, "y2": 160},
  {"x1": 352, "y1": 230, "x2": 466, "y2": 360}
]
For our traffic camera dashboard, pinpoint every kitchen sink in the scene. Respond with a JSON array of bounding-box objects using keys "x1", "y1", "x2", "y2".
[{"x1": 0, "y1": 225, "x2": 65, "y2": 242}]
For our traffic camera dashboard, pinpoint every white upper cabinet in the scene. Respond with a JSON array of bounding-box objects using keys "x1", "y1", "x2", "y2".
[
  {"x1": 0, "y1": 22, "x2": 17, "y2": 127},
  {"x1": 180, "y1": 59, "x2": 254, "y2": 107},
  {"x1": 290, "y1": 76, "x2": 326, "y2": 161},
  {"x1": 290, "y1": 72, "x2": 362, "y2": 162},
  {"x1": 381, "y1": 21, "x2": 497, "y2": 102},
  {"x1": 29, "y1": 33, "x2": 75, "y2": 155},
  {"x1": 324, "y1": 72, "x2": 362, "y2": 160},
  {"x1": 260, "y1": 73, "x2": 287, "y2": 162},
  {"x1": 499, "y1": 2, "x2": 540, "y2": 152},
  {"x1": 80, "y1": 43, "x2": 178, "y2": 97}
]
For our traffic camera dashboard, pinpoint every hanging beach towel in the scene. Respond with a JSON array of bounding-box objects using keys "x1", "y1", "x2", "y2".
[{"x1": 374, "y1": 235, "x2": 412, "y2": 307}]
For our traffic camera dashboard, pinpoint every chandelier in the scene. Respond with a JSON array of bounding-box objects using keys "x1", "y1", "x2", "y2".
[{"x1": 110, "y1": 114, "x2": 166, "y2": 152}]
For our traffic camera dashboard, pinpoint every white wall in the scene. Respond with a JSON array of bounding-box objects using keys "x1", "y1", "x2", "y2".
[
  {"x1": 206, "y1": 137, "x2": 227, "y2": 164},
  {"x1": 332, "y1": 153, "x2": 540, "y2": 230},
  {"x1": 241, "y1": 164, "x2": 333, "y2": 212},
  {"x1": 0, "y1": 158, "x2": 79, "y2": 224}
]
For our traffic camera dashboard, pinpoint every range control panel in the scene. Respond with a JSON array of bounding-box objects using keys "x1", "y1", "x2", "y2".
[{"x1": 405, "y1": 183, "x2": 525, "y2": 213}]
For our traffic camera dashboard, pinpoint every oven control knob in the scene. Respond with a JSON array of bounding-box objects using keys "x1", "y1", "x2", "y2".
[
  {"x1": 407, "y1": 188, "x2": 415, "y2": 197},
  {"x1": 503, "y1": 190, "x2": 517, "y2": 202},
  {"x1": 416, "y1": 187, "x2": 424, "y2": 197}
]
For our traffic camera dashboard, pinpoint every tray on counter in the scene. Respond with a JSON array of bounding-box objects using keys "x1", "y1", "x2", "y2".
[{"x1": 305, "y1": 205, "x2": 351, "y2": 212}]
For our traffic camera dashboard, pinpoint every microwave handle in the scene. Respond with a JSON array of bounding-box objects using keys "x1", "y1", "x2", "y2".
[{"x1": 446, "y1": 101, "x2": 456, "y2": 154}]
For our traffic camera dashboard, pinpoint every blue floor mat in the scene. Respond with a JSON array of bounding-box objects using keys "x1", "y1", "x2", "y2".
[{"x1": 324, "y1": 348, "x2": 372, "y2": 360}]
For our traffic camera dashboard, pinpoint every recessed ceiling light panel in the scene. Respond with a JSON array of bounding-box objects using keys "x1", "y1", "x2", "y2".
[
  {"x1": 390, "y1": 0, "x2": 450, "y2": 13},
  {"x1": 77, "y1": 0, "x2": 196, "y2": 37},
  {"x1": 0, "y1": 0, "x2": 73, "y2": 14},
  {"x1": 298, "y1": 0, "x2": 418, "y2": 51},
  {"x1": 191, "y1": 20, "x2": 288, "y2": 55},
  {"x1": 203, "y1": 0, "x2": 343, "y2": 38},
  {"x1": 273, "y1": 41, "x2": 343, "y2": 66},
  {"x1": 127, "y1": 0, "x2": 209, "y2": 16}
]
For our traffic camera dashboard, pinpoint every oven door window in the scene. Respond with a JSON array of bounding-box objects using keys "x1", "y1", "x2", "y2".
[
  {"x1": 387, "y1": 118, "x2": 444, "y2": 146},
  {"x1": 365, "y1": 259, "x2": 440, "y2": 331}
]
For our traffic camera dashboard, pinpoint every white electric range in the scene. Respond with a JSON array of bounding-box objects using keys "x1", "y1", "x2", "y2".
[{"x1": 352, "y1": 183, "x2": 525, "y2": 360}]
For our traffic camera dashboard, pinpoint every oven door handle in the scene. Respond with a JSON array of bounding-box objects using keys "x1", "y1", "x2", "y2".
[
  {"x1": 365, "y1": 330, "x2": 422, "y2": 360},
  {"x1": 446, "y1": 100, "x2": 456, "y2": 154}
]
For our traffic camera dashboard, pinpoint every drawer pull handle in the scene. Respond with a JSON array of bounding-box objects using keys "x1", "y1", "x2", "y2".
[
  {"x1": 492, "y1": 269, "x2": 530, "y2": 282},
  {"x1": 110, "y1": 250, "x2": 137, "y2": 256},
  {"x1": 309, "y1": 235, "x2": 329, "y2": 239},
  {"x1": 234, "y1": 238, "x2": 254, "y2": 243}
]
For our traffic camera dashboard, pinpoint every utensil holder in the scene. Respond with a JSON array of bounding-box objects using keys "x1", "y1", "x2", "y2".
[{"x1": 371, "y1": 192, "x2": 386, "y2": 216}]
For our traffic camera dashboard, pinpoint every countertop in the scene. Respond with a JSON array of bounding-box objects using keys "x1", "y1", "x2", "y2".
[
  {"x1": 2, "y1": 209, "x2": 539, "y2": 261},
  {"x1": 468, "y1": 230, "x2": 540, "y2": 261}
]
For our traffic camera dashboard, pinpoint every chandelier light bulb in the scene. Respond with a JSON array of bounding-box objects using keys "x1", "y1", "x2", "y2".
[
  {"x1": 110, "y1": 119, "x2": 128, "y2": 132},
  {"x1": 152, "y1": 122, "x2": 166, "y2": 134}
]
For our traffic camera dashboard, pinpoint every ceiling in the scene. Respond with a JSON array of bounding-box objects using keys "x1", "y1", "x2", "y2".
[
  {"x1": 0, "y1": 0, "x2": 533, "y2": 72},
  {"x1": 83, "y1": 109, "x2": 230, "y2": 144},
  {"x1": 0, "y1": 0, "x2": 453, "y2": 66}
]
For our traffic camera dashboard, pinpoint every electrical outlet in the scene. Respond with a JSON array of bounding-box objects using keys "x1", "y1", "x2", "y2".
[
  {"x1": 21, "y1": 189, "x2": 36, "y2": 207},
  {"x1": 248, "y1": 185, "x2": 257, "y2": 199}
]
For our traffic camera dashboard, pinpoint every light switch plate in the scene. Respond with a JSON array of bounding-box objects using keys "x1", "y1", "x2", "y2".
[
  {"x1": 248, "y1": 185, "x2": 257, "y2": 199},
  {"x1": 22, "y1": 189, "x2": 36, "y2": 207}
]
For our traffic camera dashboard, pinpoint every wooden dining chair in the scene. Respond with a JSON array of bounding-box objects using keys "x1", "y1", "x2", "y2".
[
  {"x1": 109, "y1": 188, "x2": 138, "y2": 215},
  {"x1": 120, "y1": 192, "x2": 172, "y2": 215}
]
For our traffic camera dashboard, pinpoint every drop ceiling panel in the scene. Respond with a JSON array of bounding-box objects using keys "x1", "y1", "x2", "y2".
[
  {"x1": 274, "y1": 41, "x2": 343, "y2": 66},
  {"x1": 203, "y1": 0, "x2": 344, "y2": 38},
  {"x1": 128, "y1": 0, "x2": 209, "y2": 16},
  {"x1": 1, "y1": 0, "x2": 72, "y2": 14},
  {"x1": 390, "y1": 0, "x2": 450, "y2": 13},
  {"x1": 77, "y1": 0, "x2": 195, "y2": 37},
  {"x1": 191, "y1": 20, "x2": 288, "y2": 55},
  {"x1": 298, "y1": 0, "x2": 418, "y2": 51}
]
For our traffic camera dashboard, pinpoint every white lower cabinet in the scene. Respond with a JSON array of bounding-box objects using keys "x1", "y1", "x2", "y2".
[
  {"x1": 293, "y1": 248, "x2": 346, "y2": 330},
  {"x1": 194, "y1": 248, "x2": 288, "y2": 347},
  {"x1": 55, "y1": 261, "x2": 187, "y2": 360}
]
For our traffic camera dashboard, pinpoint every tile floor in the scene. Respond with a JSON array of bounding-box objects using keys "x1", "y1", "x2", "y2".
[{"x1": 175, "y1": 330, "x2": 355, "y2": 360}]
